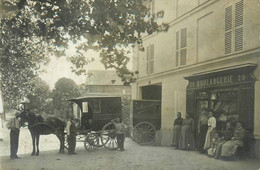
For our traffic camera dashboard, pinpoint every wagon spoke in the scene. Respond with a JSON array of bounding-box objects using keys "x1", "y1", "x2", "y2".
[{"x1": 132, "y1": 122, "x2": 156, "y2": 145}]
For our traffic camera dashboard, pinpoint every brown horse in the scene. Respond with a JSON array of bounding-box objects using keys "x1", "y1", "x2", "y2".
[{"x1": 19, "y1": 110, "x2": 65, "y2": 156}]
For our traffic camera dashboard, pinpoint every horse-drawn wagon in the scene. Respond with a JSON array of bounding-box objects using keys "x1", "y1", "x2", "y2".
[
  {"x1": 66, "y1": 95, "x2": 123, "y2": 151},
  {"x1": 131, "y1": 99, "x2": 161, "y2": 145}
]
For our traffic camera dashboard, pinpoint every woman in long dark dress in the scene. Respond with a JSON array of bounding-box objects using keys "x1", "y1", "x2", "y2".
[
  {"x1": 179, "y1": 113, "x2": 195, "y2": 150},
  {"x1": 198, "y1": 108, "x2": 208, "y2": 153},
  {"x1": 171, "y1": 112, "x2": 183, "y2": 148}
]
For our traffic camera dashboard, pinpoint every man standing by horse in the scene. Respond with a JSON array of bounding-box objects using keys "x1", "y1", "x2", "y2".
[
  {"x1": 66, "y1": 115, "x2": 77, "y2": 155},
  {"x1": 6, "y1": 112, "x2": 21, "y2": 159}
]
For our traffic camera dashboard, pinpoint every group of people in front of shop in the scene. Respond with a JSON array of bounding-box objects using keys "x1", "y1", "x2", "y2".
[{"x1": 171, "y1": 109, "x2": 246, "y2": 160}]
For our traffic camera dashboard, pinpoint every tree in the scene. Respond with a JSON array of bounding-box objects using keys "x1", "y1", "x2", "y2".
[
  {"x1": 0, "y1": 0, "x2": 168, "y2": 107},
  {"x1": 27, "y1": 76, "x2": 51, "y2": 114},
  {"x1": 52, "y1": 77, "x2": 80, "y2": 111}
]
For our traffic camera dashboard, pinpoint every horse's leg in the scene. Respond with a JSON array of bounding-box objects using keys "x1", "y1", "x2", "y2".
[
  {"x1": 36, "y1": 134, "x2": 40, "y2": 156},
  {"x1": 61, "y1": 132, "x2": 65, "y2": 153},
  {"x1": 56, "y1": 134, "x2": 61, "y2": 153},
  {"x1": 31, "y1": 133, "x2": 36, "y2": 156},
  {"x1": 57, "y1": 134, "x2": 64, "y2": 154}
]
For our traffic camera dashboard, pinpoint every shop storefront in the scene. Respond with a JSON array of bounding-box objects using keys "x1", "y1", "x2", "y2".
[{"x1": 184, "y1": 64, "x2": 257, "y2": 152}]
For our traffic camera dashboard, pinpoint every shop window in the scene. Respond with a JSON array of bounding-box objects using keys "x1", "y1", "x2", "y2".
[
  {"x1": 176, "y1": 28, "x2": 187, "y2": 66},
  {"x1": 224, "y1": 0, "x2": 244, "y2": 54},
  {"x1": 146, "y1": 44, "x2": 154, "y2": 75},
  {"x1": 210, "y1": 89, "x2": 238, "y2": 131}
]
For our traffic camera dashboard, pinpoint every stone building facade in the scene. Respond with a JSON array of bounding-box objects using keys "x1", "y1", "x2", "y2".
[{"x1": 132, "y1": 0, "x2": 260, "y2": 158}]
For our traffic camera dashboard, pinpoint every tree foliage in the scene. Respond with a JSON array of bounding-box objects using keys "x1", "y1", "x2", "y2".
[
  {"x1": 27, "y1": 76, "x2": 51, "y2": 114},
  {"x1": 0, "y1": 0, "x2": 168, "y2": 107},
  {"x1": 52, "y1": 77, "x2": 80, "y2": 110}
]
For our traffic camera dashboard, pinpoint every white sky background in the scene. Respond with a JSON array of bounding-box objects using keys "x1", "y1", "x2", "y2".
[
  {"x1": 39, "y1": 50, "x2": 104, "y2": 89},
  {"x1": 39, "y1": 45, "x2": 133, "y2": 89}
]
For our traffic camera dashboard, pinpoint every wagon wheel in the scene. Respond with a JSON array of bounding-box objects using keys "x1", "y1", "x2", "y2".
[
  {"x1": 100, "y1": 122, "x2": 118, "y2": 150},
  {"x1": 64, "y1": 135, "x2": 69, "y2": 150},
  {"x1": 84, "y1": 133, "x2": 98, "y2": 151},
  {"x1": 92, "y1": 133, "x2": 104, "y2": 147},
  {"x1": 132, "y1": 122, "x2": 156, "y2": 145}
]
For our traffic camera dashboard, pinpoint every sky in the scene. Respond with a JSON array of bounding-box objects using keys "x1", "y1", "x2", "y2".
[
  {"x1": 39, "y1": 48, "x2": 132, "y2": 89},
  {"x1": 39, "y1": 50, "x2": 106, "y2": 89}
]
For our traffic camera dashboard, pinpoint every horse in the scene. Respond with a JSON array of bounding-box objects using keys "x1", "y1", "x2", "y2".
[{"x1": 19, "y1": 110, "x2": 66, "y2": 156}]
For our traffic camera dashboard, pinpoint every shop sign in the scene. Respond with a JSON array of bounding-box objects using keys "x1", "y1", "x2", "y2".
[{"x1": 188, "y1": 73, "x2": 250, "y2": 89}]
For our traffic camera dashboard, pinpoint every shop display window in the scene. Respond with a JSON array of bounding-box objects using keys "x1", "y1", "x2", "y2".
[{"x1": 210, "y1": 88, "x2": 238, "y2": 130}]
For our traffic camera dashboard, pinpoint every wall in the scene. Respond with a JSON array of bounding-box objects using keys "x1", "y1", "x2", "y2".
[
  {"x1": 132, "y1": 0, "x2": 260, "y2": 157},
  {"x1": 135, "y1": 0, "x2": 260, "y2": 78}
]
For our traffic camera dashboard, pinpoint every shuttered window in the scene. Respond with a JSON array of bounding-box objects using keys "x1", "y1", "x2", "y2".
[
  {"x1": 225, "y1": 6, "x2": 232, "y2": 54},
  {"x1": 234, "y1": 0, "x2": 244, "y2": 52},
  {"x1": 146, "y1": 44, "x2": 154, "y2": 75},
  {"x1": 176, "y1": 31, "x2": 179, "y2": 67},
  {"x1": 224, "y1": 0, "x2": 244, "y2": 54},
  {"x1": 176, "y1": 28, "x2": 187, "y2": 66},
  {"x1": 181, "y1": 28, "x2": 187, "y2": 48}
]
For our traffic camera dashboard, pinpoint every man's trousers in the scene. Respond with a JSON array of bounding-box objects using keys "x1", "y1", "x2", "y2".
[
  {"x1": 116, "y1": 134, "x2": 125, "y2": 151},
  {"x1": 68, "y1": 135, "x2": 76, "y2": 154},
  {"x1": 10, "y1": 129, "x2": 20, "y2": 158}
]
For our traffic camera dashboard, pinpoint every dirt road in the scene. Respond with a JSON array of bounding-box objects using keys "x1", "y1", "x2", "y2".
[{"x1": 0, "y1": 126, "x2": 259, "y2": 170}]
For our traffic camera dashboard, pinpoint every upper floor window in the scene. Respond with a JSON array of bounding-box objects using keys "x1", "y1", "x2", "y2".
[
  {"x1": 146, "y1": 44, "x2": 154, "y2": 75},
  {"x1": 176, "y1": 28, "x2": 187, "y2": 67},
  {"x1": 225, "y1": 0, "x2": 244, "y2": 54}
]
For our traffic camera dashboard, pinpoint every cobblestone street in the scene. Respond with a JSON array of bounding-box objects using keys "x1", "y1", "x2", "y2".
[{"x1": 0, "y1": 127, "x2": 259, "y2": 170}]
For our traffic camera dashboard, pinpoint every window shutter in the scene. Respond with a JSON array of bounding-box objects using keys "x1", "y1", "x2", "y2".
[
  {"x1": 225, "y1": 6, "x2": 232, "y2": 31},
  {"x1": 225, "y1": 6, "x2": 232, "y2": 54},
  {"x1": 225, "y1": 31, "x2": 232, "y2": 54},
  {"x1": 176, "y1": 51, "x2": 179, "y2": 67},
  {"x1": 180, "y1": 49, "x2": 186, "y2": 65},
  {"x1": 146, "y1": 46, "x2": 150, "y2": 74},
  {"x1": 235, "y1": 0, "x2": 243, "y2": 27},
  {"x1": 235, "y1": 27, "x2": 243, "y2": 52},
  {"x1": 176, "y1": 31, "x2": 179, "y2": 50},
  {"x1": 180, "y1": 28, "x2": 187, "y2": 48},
  {"x1": 235, "y1": 0, "x2": 244, "y2": 52},
  {"x1": 150, "y1": 44, "x2": 154, "y2": 74}
]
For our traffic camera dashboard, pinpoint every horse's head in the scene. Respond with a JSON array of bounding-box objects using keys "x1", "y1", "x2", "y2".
[
  {"x1": 19, "y1": 109, "x2": 36, "y2": 125},
  {"x1": 19, "y1": 109, "x2": 28, "y2": 125}
]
